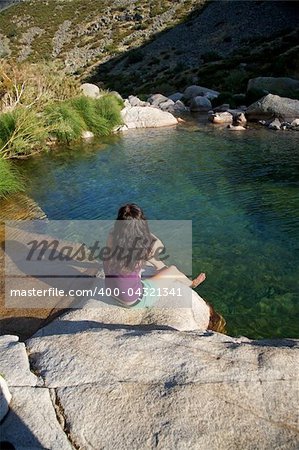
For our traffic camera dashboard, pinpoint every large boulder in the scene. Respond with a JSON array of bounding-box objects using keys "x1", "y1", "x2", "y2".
[
  {"x1": 80, "y1": 83, "x2": 100, "y2": 99},
  {"x1": 173, "y1": 100, "x2": 189, "y2": 113},
  {"x1": 291, "y1": 118, "x2": 299, "y2": 129},
  {"x1": 246, "y1": 94, "x2": 299, "y2": 122},
  {"x1": 147, "y1": 93, "x2": 169, "y2": 107},
  {"x1": 247, "y1": 77, "x2": 299, "y2": 99},
  {"x1": 183, "y1": 85, "x2": 219, "y2": 101},
  {"x1": 23, "y1": 324, "x2": 299, "y2": 450},
  {"x1": 121, "y1": 106, "x2": 178, "y2": 129},
  {"x1": 168, "y1": 92, "x2": 184, "y2": 102},
  {"x1": 190, "y1": 96, "x2": 212, "y2": 112},
  {"x1": 159, "y1": 99, "x2": 175, "y2": 111},
  {"x1": 23, "y1": 279, "x2": 210, "y2": 332}
]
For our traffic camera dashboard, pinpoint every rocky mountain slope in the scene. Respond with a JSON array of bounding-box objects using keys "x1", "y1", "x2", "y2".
[
  {"x1": 92, "y1": 1, "x2": 299, "y2": 96},
  {"x1": 0, "y1": 1, "x2": 298, "y2": 97},
  {"x1": 0, "y1": 0, "x2": 205, "y2": 71}
]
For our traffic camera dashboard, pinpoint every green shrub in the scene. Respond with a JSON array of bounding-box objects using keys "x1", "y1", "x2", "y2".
[
  {"x1": 0, "y1": 158, "x2": 24, "y2": 198},
  {"x1": 93, "y1": 94, "x2": 123, "y2": 129},
  {"x1": 45, "y1": 94, "x2": 123, "y2": 143},
  {"x1": 0, "y1": 108, "x2": 47, "y2": 158},
  {"x1": 0, "y1": 61, "x2": 79, "y2": 112},
  {"x1": 45, "y1": 102, "x2": 86, "y2": 144},
  {"x1": 70, "y1": 96, "x2": 112, "y2": 137}
]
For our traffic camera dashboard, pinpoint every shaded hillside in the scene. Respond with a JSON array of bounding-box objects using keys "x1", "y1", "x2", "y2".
[
  {"x1": 90, "y1": 1, "x2": 299, "y2": 96},
  {"x1": 1, "y1": 0, "x2": 298, "y2": 98},
  {"x1": 0, "y1": 0, "x2": 206, "y2": 72}
]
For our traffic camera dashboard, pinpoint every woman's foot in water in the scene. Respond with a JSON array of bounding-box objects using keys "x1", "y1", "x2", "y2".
[{"x1": 191, "y1": 272, "x2": 206, "y2": 288}]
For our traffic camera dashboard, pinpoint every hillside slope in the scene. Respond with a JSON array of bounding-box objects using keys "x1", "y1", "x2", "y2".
[
  {"x1": 0, "y1": 0, "x2": 298, "y2": 97},
  {"x1": 0, "y1": 0, "x2": 205, "y2": 72},
  {"x1": 90, "y1": 1, "x2": 299, "y2": 96}
]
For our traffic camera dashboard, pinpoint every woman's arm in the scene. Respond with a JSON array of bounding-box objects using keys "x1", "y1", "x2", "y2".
[{"x1": 147, "y1": 233, "x2": 167, "y2": 270}]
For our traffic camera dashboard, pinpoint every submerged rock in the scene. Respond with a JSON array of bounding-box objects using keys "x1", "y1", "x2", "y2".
[
  {"x1": 120, "y1": 105, "x2": 178, "y2": 129},
  {"x1": 246, "y1": 94, "x2": 299, "y2": 122}
]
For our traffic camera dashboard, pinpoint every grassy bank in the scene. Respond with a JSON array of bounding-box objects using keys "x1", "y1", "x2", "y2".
[{"x1": 0, "y1": 60, "x2": 123, "y2": 198}]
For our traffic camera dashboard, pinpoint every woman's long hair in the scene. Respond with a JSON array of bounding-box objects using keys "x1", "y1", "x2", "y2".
[{"x1": 110, "y1": 204, "x2": 154, "y2": 273}]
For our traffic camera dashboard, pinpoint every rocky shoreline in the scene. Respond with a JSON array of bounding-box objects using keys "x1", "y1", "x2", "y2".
[{"x1": 81, "y1": 76, "x2": 299, "y2": 134}]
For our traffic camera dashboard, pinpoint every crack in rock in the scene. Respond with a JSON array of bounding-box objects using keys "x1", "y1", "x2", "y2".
[{"x1": 49, "y1": 388, "x2": 80, "y2": 450}]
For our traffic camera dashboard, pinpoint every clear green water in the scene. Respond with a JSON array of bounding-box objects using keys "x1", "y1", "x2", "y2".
[{"x1": 19, "y1": 123, "x2": 299, "y2": 339}]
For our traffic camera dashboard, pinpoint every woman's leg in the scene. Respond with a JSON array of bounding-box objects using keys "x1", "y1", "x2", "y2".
[{"x1": 151, "y1": 265, "x2": 205, "y2": 288}]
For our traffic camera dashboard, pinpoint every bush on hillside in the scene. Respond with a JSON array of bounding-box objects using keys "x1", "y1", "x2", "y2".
[{"x1": 0, "y1": 61, "x2": 79, "y2": 112}]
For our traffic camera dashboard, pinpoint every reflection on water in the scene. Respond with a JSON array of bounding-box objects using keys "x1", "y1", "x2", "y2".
[{"x1": 17, "y1": 124, "x2": 299, "y2": 338}]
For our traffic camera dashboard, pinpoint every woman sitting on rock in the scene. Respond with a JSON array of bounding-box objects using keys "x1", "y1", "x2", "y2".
[
  {"x1": 104, "y1": 202, "x2": 212, "y2": 302},
  {"x1": 104, "y1": 203, "x2": 225, "y2": 332}
]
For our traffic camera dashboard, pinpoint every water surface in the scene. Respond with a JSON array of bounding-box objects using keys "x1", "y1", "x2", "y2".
[{"x1": 18, "y1": 123, "x2": 299, "y2": 338}]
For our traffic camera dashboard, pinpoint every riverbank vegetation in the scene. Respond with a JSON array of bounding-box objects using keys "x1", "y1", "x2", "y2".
[
  {"x1": 0, "y1": 60, "x2": 123, "y2": 198},
  {"x1": 0, "y1": 158, "x2": 24, "y2": 198}
]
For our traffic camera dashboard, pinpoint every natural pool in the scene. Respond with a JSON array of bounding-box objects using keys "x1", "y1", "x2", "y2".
[{"x1": 18, "y1": 122, "x2": 299, "y2": 339}]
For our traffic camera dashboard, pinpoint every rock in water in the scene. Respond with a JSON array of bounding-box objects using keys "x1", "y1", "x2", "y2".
[
  {"x1": 234, "y1": 112, "x2": 247, "y2": 126},
  {"x1": 268, "y1": 118, "x2": 281, "y2": 130},
  {"x1": 247, "y1": 77, "x2": 299, "y2": 99},
  {"x1": 291, "y1": 118, "x2": 299, "y2": 129},
  {"x1": 81, "y1": 131, "x2": 94, "y2": 139},
  {"x1": 147, "y1": 93, "x2": 169, "y2": 107},
  {"x1": 173, "y1": 100, "x2": 189, "y2": 113},
  {"x1": 209, "y1": 112, "x2": 233, "y2": 124},
  {"x1": 183, "y1": 85, "x2": 220, "y2": 101},
  {"x1": 120, "y1": 106, "x2": 178, "y2": 128},
  {"x1": 128, "y1": 95, "x2": 149, "y2": 107},
  {"x1": 246, "y1": 94, "x2": 299, "y2": 122},
  {"x1": 227, "y1": 124, "x2": 246, "y2": 131},
  {"x1": 80, "y1": 83, "x2": 100, "y2": 99},
  {"x1": 190, "y1": 96, "x2": 212, "y2": 112},
  {"x1": 159, "y1": 99, "x2": 175, "y2": 111},
  {"x1": 168, "y1": 92, "x2": 184, "y2": 102}
]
